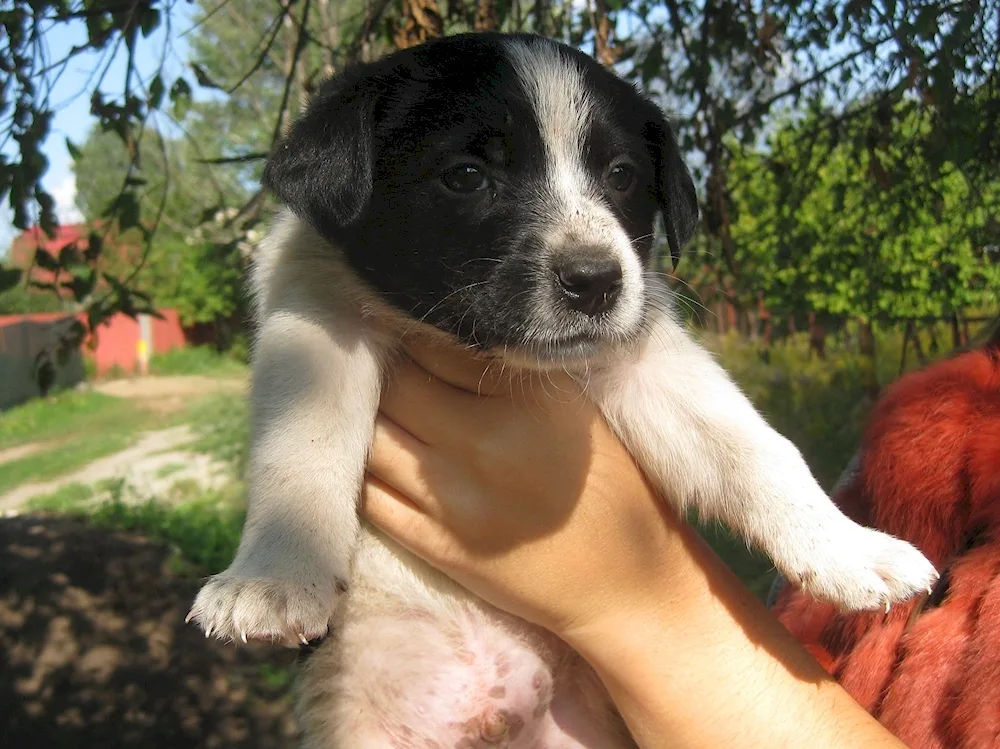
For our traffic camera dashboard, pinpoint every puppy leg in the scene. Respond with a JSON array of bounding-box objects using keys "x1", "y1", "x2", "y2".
[
  {"x1": 188, "y1": 308, "x2": 385, "y2": 645},
  {"x1": 591, "y1": 311, "x2": 938, "y2": 611}
]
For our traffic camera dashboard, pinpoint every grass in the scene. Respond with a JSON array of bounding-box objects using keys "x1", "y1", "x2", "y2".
[
  {"x1": 156, "y1": 463, "x2": 186, "y2": 478},
  {"x1": 0, "y1": 432, "x2": 139, "y2": 496},
  {"x1": 89, "y1": 494, "x2": 243, "y2": 574},
  {"x1": 149, "y1": 345, "x2": 248, "y2": 378},
  {"x1": 183, "y1": 390, "x2": 250, "y2": 476},
  {"x1": 0, "y1": 389, "x2": 136, "y2": 450},
  {"x1": 28, "y1": 480, "x2": 244, "y2": 576},
  {"x1": 0, "y1": 368, "x2": 250, "y2": 498},
  {"x1": 256, "y1": 662, "x2": 293, "y2": 689},
  {"x1": 26, "y1": 482, "x2": 96, "y2": 511},
  {"x1": 0, "y1": 388, "x2": 184, "y2": 496}
]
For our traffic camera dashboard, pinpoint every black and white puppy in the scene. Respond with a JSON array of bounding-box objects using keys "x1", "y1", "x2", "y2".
[{"x1": 189, "y1": 33, "x2": 937, "y2": 747}]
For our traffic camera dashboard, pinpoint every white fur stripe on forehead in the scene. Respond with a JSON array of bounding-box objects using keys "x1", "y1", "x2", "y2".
[
  {"x1": 503, "y1": 39, "x2": 594, "y2": 176},
  {"x1": 502, "y1": 38, "x2": 646, "y2": 336}
]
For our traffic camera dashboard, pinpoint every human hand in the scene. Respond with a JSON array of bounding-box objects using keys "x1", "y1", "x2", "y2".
[
  {"x1": 361, "y1": 343, "x2": 689, "y2": 639},
  {"x1": 362, "y1": 345, "x2": 908, "y2": 749}
]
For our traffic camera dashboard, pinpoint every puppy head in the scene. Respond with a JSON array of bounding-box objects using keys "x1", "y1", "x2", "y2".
[{"x1": 264, "y1": 33, "x2": 697, "y2": 363}]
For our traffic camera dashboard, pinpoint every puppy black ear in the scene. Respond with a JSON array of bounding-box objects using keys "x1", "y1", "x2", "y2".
[
  {"x1": 644, "y1": 112, "x2": 699, "y2": 270},
  {"x1": 262, "y1": 75, "x2": 380, "y2": 233}
]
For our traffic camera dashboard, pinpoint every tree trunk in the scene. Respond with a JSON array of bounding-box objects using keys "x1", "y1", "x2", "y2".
[
  {"x1": 395, "y1": 0, "x2": 443, "y2": 49},
  {"x1": 912, "y1": 322, "x2": 927, "y2": 365},
  {"x1": 474, "y1": 0, "x2": 499, "y2": 30},
  {"x1": 951, "y1": 312, "x2": 967, "y2": 349},
  {"x1": 899, "y1": 320, "x2": 912, "y2": 375},
  {"x1": 858, "y1": 319, "x2": 879, "y2": 398},
  {"x1": 808, "y1": 312, "x2": 827, "y2": 360},
  {"x1": 928, "y1": 323, "x2": 940, "y2": 354}
]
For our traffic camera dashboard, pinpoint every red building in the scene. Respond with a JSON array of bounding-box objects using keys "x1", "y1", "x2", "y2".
[{"x1": 2, "y1": 224, "x2": 188, "y2": 379}]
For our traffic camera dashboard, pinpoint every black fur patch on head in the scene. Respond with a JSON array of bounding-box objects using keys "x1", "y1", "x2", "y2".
[{"x1": 264, "y1": 33, "x2": 698, "y2": 353}]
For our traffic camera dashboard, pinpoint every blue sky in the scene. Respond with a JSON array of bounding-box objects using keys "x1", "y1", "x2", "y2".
[{"x1": 0, "y1": 5, "x2": 197, "y2": 256}]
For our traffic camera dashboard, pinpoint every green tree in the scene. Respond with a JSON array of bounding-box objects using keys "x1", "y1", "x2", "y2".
[
  {"x1": 73, "y1": 126, "x2": 246, "y2": 231},
  {"x1": 2, "y1": 0, "x2": 997, "y2": 350},
  {"x1": 72, "y1": 125, "x2": 249, "y2": 328},
  {"x1": 728, "y1": 103, "x2": 999, "y2": 324},
  {"x1": 724, "y1": 101, "x2": 999, "y2": 388}
]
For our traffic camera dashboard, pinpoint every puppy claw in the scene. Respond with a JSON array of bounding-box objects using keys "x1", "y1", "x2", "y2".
[
  {"x1": 189, "y1": 570, "x2": 342, "y2": 647},
  {"x1": 786, "y1": 524, "x2": 938, "y2": 612},
  {"x1": 184, "y1": 610, "x2": 194, "y2": 624}
]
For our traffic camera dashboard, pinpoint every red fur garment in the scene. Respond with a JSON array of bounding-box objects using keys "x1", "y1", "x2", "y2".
[{"x1": 774, "y1": 345, "x2": 1000, "y2": 748}]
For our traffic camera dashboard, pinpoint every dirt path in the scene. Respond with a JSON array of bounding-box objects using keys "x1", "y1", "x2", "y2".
[
  {"x1": 92, "y1": 375, "x2": 247, "y2": 415},
  {"x1": 0, "y1": 426, "x2": 234, "y2": 512},
  {"x1": 92, "y1": 375, "x2": 246, "y2": 400},
  {"x1": 1, "y1": 375, "x2": 247, "y2": 513},
  {"x1": 0, "y1": 441, "x2": 60, "y2": 467},
  {"x1": 0, "y1": 378, "x2": 299, "y2": 746}
]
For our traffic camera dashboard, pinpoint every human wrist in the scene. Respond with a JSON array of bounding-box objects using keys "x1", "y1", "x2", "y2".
[{"x1": 557, "y1": 518, "x2": 715, "y2": 662}]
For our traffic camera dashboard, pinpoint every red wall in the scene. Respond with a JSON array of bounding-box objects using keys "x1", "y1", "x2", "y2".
[
  {"x1": 152, "y1": 309, "x2": 187, "y2": 352},
  {"x1": 0, "y1": 308, "x2": 188, "y2": 376}
]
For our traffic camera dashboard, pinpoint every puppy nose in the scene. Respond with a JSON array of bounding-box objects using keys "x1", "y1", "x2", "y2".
[{"x1": 554, "y1": 256, "x2": 623, "y2": 316}]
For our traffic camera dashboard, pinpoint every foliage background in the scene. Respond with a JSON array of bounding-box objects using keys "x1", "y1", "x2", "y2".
[{"x1": 2, "y1": 0, "x2": 996, "y2": 347}]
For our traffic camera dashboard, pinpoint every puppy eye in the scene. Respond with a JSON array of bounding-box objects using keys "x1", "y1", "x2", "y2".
[
  {"x1": 441, "y1": 164, "x2": 489, "y2": 193},
  {"x1": 607, "y1": 163, "x2": 636, "y2": 192}
]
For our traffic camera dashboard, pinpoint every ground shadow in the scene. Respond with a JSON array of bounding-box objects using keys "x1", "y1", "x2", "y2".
[{"x1": 0, "y1": 514, "x2": 299, "y2": 748}]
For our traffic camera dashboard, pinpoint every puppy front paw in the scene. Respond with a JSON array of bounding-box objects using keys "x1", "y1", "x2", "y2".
[
  {"x1": 187, "y1": 567, "x2": 346, "y2": 647},
  {"x1": 785, "y1": 525, "x2": 938, "y2": 612}
]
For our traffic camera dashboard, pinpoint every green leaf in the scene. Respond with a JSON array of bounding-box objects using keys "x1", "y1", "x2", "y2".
[
  {"x1": 85, "y1": 233, "x2": 103, "y2": 263},
  {"x1": 85, "y1": 12, "x2": 112, "y2": 49},
  {"x1": 170, "y1": 78, "x2": 192, "y2": 119},
  {"x1": 192, "y1": 64, "x2": 225, "y2": 91},
  {"x1": 65, "y1": 137, "x2": 83, "y2": 161},
  {"x1": 0, "y1": 265, "x2": 22, "y2": 293},
  {"x1": 62, "y1": 271, "x2": 97, "y2": 302},
  {"x1": 34, "y1": 249, "x2": 59, "y2": 271},
  {"x1": 140, "y1": 7, "x2": 161, "y2": 38},
  {"x1": 639, "y1": 44, "x2": 664, "y2": 85},
  {"x1": 58, "y1": 243, "x2": 81, "y2": 267},
  {"x1": 148, "y1": 74, "x2": 165, "y2": 110},
  {"x1": 104, "y1": 191, "x2": 141, "y2": 231},
  {"x1": 36, "y1": 190, "x2": 58, "y2": 237},
  {"x1": 87, "y1": 300, "x2": 113, "y2": 334}
]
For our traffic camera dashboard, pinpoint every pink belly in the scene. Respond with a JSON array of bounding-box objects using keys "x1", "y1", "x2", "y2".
[{"x1": 299, "y1": 603, "x2": 634, "y2": 748}]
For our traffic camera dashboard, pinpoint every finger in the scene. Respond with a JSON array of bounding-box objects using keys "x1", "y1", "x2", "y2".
[
  {"x1": 381, "y1": 357, "x2": 496, "y2": 447},
  {"x1": 360, "y1": 476, "x2": 440, "y2": 561},
  {"x1": 368, "y1": 415, "x2": 445, "y2": 515}
]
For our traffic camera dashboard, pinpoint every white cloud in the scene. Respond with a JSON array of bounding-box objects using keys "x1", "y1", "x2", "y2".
[{"x1": 51, "y1": 173, "x2": 83, "y2": 225}]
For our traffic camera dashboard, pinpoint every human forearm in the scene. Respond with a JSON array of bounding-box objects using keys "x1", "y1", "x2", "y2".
[{"x1": 563, "y1": 522, "x2": 905, "y2": 749}]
